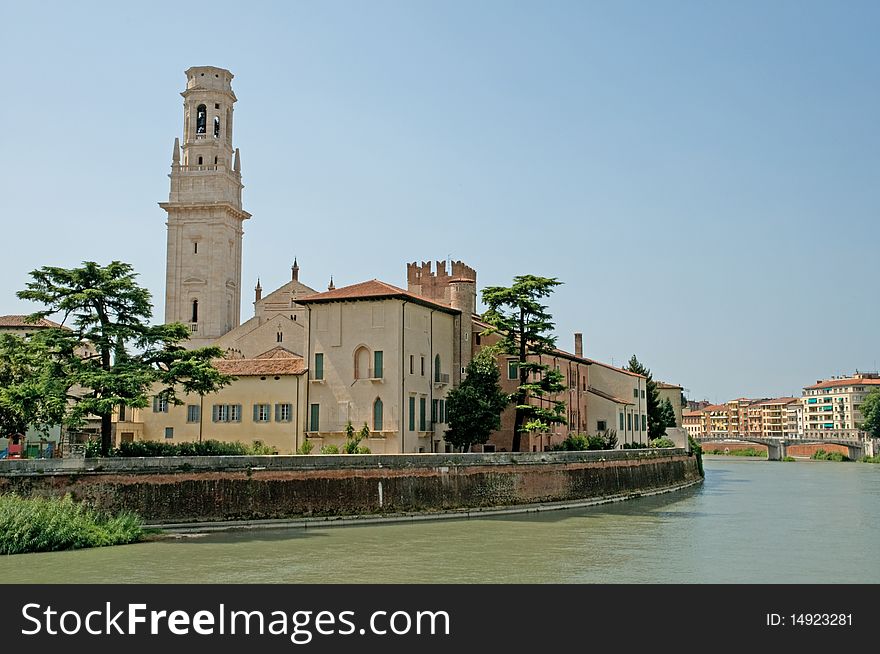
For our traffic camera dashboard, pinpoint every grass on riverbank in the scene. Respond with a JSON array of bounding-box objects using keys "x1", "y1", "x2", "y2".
[
  {"x1": 859, "y1": 455, "x2": 880, "y2": 464},
  {"x1": 705, "y1": 447, "x2": 767, "y2": 458},
  {"x1": 0, "y1": 494, "x2": 144, "y2": 555},
  {"x1": 811, "y1": 449, "x2": 849, "y2": 462}
]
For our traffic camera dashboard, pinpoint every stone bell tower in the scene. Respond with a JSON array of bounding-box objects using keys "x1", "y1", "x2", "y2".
[{"x1": 160, "y1": 66, "x2": 251, "y2": 347}]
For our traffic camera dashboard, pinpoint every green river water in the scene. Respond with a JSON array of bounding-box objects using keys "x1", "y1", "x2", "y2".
[{"x1": 5, "y1": 458, "x2": 879, "y2": 583}]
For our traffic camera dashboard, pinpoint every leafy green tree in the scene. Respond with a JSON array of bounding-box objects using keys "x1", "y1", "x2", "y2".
[
  {"x1": 860, "y1": 389, "x2": 880, "y2": 439},
  {"x1": 659, "y1": 397, "x2": 678, "y2": 429},
  {"x1": 0, "y1": 332, "x2": 68, "y2": 438},
  {"x1": 624, "y1": 355, "x2": 664, "y2": 440},
  {"x1": 16, "y1": 261, "x2": 233, "y2": 455},
  {"x1": 445, "y1": 347, "x2": 509, "y2": 452},
  {"x1": 481, "y1": 276, "x2": 566, "y2": 452}
]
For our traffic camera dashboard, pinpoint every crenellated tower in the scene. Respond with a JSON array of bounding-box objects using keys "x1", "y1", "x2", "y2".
[
  {"x1": 407, "y1": 260, "x2": 477, "y2": 380},
  {"x1": 160, "y1": 66, "x2": 251, "y2": 347}
]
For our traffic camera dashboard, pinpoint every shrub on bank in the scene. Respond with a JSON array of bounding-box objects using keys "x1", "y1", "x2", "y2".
[
  {"x1": 0, "y1": 494, "x2": 143, "y2": 555},
  {"x1": 782, "y1": 456, "x2": 797, "y2": 462},
  {"x1": 87, "y1": 439, "x2": 279, "y2": 458},
  {"x1": 858, "y1": 454, "x2": 880, "y2": 464},
  {"x1": 622, "y1": 442, "x2": 649, "y2": 449},
  {"x1": 811, "y1": 449, "x2": 849, "y2": 462},
  {"x1": 649, "y1": 437, "x2": 676, "y2": 448}
]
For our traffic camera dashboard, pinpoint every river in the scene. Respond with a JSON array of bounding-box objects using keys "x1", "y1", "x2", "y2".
[{"x1": 5, "y1": 458, "x2": 879, "y2": 583}]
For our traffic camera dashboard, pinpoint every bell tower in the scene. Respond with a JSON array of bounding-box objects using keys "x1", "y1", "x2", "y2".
[{"x1": 160, "y1": 66, "x2": 251, "y2": 347}]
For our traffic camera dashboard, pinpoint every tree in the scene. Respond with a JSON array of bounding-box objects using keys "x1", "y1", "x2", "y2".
[
  {"x1": 16, "y1": 261, "x2": 233, "y2": 455},
  {"x1": 659, "y1": 397, "x2": 678, "y2": 430},
  {"x1": 624, "y1": 355, "x2": 664, "y2": 440},
  {"x1": 860, "y1": 389, "x2": 880, "y2": 439},
  {"x1": 481, "y1": 275, "x2": 566, "y2": 452},
  {"x1": 444, "y1": 347, "x2": 509, "y2": 452},
  {"x1": 0, "y1": 332, "x2": 68, "y2": 438}
]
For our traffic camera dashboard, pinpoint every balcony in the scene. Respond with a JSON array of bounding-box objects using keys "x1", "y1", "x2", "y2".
[{"x1": 355, "y1": 369, "x2": 384, "y2": 383}]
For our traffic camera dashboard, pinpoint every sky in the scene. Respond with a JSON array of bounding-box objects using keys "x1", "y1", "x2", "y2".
[{"x1": 1, "y1": 1, "x2": 877, "y2": 403}]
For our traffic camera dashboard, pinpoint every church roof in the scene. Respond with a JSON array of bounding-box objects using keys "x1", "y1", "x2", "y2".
[
  {"x1": 258, "y1": 279, "x2": 317, "y2": 305},
  {"x1": 214, "y1": 349, "x2": 305, "y2": 376},
  {"x1": 298, "y1": 280, "x2": 460, "y2": 314}
]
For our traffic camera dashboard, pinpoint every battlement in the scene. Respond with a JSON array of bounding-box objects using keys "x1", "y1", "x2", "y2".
[{"x1": 407, "y1": 260, "x2": 476, "y2": 286}]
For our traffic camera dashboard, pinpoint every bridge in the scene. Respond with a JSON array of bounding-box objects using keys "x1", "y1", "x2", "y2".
[{"x1": 698, "y1": 436, "x2": 870, "y2": 461}]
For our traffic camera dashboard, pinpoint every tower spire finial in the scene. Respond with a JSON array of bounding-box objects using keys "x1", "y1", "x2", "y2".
[
  {"x1": 255, "y1": 278, "x2": 262, "y2": 302},
  {"x1": 234, "y1": 148, "x2": 241, "y2": 172},
  {"x1": 328, "y1": 276, "x2": 335, "y2": 291},
  {"x1": 172, "y1": 137, "x2": 180, "y2": 164},
  {"x1": 292, "y1": 258, "x2": 300, "y2": 281}
]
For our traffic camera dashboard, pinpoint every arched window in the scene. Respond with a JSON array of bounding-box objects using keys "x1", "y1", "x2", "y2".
[
  {"x1": 276, "y1": 331, "x2": 283, "y2": 343},
  {"x1": 354, "y1": 346, "x2": 371, "y2": 380},
  {"x1": 197, "y1": 156, "x2": 203, "y2": 165},
  {"x1": 191, "y1": 300, "x2": 198, "y2": 323},
  {"x1": 213, "y1": 116, "x2": 220, "y2": 138},
  {"x1": 434, "y1": 354, "x2": 441, "y2": 382},
  {"x1": 214, "y1": 156, "x2": 218, "y2": 164},
  {"x1": 373, "y1": 398, "x2": 383, "y2": 431},
  {"x1": 196, "y1": 104, "x2": 206, "y2": 134}
]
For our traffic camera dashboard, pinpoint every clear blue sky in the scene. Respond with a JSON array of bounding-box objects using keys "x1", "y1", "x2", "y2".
[{"x1": 1, "y1": 1, "x2": 877, "y2": 403}]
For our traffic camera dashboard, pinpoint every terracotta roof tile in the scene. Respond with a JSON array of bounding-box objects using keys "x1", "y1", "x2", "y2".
[
  {"x1": 298, "y1": 279, "x2": 460, "y2": 313},
  {"x1": 0, "y1": 315, "x2": 64, "y2": 329},
  {"x1": 655, "y1": 381, "x2": 683, "y2": 390},
  {"x1": 214, "y1": 354, "x2": 306, "y2": 376},
  {"x1": 805, "y1": 377, "x2": 880, "y2": 390}
]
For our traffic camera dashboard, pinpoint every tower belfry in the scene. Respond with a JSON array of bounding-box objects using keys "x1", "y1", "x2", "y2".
[{"x1": 160, "y1": 66, "x2": 251, "y2": 347}]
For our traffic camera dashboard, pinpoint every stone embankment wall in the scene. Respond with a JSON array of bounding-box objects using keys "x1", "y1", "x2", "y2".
[{"x1": 0, "y1": 450, "x2": 702, "y2": 524}]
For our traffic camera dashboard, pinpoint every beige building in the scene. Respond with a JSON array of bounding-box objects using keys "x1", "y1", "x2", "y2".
[
  {"x1": 655, "y1": 381, "x2": 684, "y2": 427},
  {"x1": 683, "y1": 411, "x2": 703, "y2": 439},
  {"x1": 298, "y1": 279, "x2": 460, "y2": 454},
  {"x1": 140, "y1": 347, "x2": 307, "y2": 453},
  {"x1": 802, "y1": 373, "x2": 880, "y2": 440},
  {"x1": 586, "y1": 358, "x2": 648, "y2": 446},
  {"x1": 785, "y1": 400, "x2": 804, "y2": 438}
]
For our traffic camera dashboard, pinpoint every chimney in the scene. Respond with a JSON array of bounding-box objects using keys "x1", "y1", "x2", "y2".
[
  {"x1": 254, "y1": 279, "x2": 262, "y2": 302},
  {"x1": 291, "y1": 258, "x2": 299, "y2": 281},
  {"x1": 574, "y1": 332, "x2": 583, "y2": 358}
]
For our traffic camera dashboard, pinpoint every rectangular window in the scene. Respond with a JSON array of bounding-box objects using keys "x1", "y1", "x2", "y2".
[
  {"x1": 597, "y1": 420, "x2": 607, "y2": 431},
  {"x1": 420, "y1": 356, "x2": 425, "y2": 376},
  {"x1": 409, "y1": 355, "x2": 414, "y2": 374},
  {"x1": 153, "y1": 396, "x2": 169, "y2": 413},
  {"x1": 507, "y1": 360, "x2": 518, "y2": 380},
  {"x1": 254, "y1": 403, "x2": 271, "y2": 423},
  {"x1": 186, "y1": 405, "x2": 200, "y2": 423},
  {"x1": 619, "y1": 412, "x2": 625, "y2": 431},
  {"x1": 627, "y1": 413, "x2": 632, "y2": 431},
  {"x1": 409, "y1": 396, "x2": 416, "y2": 431},
  {"x1": 314, "y1": 353, "x2": 324, "y2": 380},
  {"x1": 641, "y1": 389, "x2": 645, "y2": 399},
  {"x1": 230, "y1": 404, "x2": 241, "y2": 422},
  {"x1": 164, "y1": 427, "x2": 174, "y2": 440},
  {"x1": 440, "y1": 399, "x2": 446, "y2": 423},
  {"x1": 212, "y1": 404, "x2": 227, "y2": 422},
  {"x1": 374, "y1": 350, "x2": 383, "y2": 378},
  {"x1": 275, "y1": 403, "x2": 292, "y2": 422},
  {"x1": 310, "y1": 403, "x2": 320, "y2": 431},
  {"x1": 419, "y1": 397, "x2": 427, "y2": 431},
  {"x1": 633, "y1": 389, "x2": 638, "y2": 398},
  {"x1": 642, "y1": 414, "x2": 647, "y2": 432}
]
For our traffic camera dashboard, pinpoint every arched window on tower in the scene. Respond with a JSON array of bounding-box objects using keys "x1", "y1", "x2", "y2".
[
  {"x1": 191, "y1": 300, "x2": 198, "y2": 324},
  {"x1": 373, "y1": 398, "x2": 383, "y2": 431},
  {"x1": 196, "y1": 104, "x2": 207, "y2": 134},
  {"x1": 197, "y1": 156, "x2": 203, "y2": 165},
  {"x1": 213, "y1": 116, "x2": 220, "y2": 138}
]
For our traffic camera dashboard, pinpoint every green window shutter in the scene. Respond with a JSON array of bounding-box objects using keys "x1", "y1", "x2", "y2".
[
  {"x1": 440, "y1": 400, "x2": 446, "y2": 423},
  {"x1": 374, "y1": 399, "x2": 383, "y2": 431},
  {"x1": 275, "y1": 404, "x2": 281, "y2": 422},
  {"x1": 212, "y1": 405, "x2": 219, "y2": 423},
  {"x1": 619, "y1": 413, "x2": 624, "y2": 430},
  {"x1": 642, "y1": 414, "x2": 647, "y2": 431},
  {"x1": 152, "y1": 397, "x2": 158, "y2": 412},
  {"x1": 315, "y1": 353, "x2": 323, "y2": 380},
  {"x1": 432, "y1": 399, "x2": 438, "y2": 423},
  {"x1": 507, "y1": 360, "x2": 517, "y2": 380},
  {"x1": 234, "y1": 405, "x2": 242, "y2": 422},
  {"x1": 419, "y1": 397, "x2": 426, "y2": 431},
  {"x1": 253, "y1": 404, "x2": 260, "y2": 422},
  {"x1": 310, "y1": 404, "x2": 320, "y2": 431},
  {"x1": 408, "y1": 397, "x2": 415, "y2": 432},
  {"x1": 374, "y1": 351, "x2": 383, "y2": 378}
]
